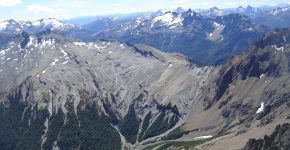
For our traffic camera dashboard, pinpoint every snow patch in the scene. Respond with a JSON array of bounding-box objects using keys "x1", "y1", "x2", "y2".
[
  {"x1": 153, "y1": 13, "x2": 183, "y2": 26},
  {"x1": 42, "y1": 69, "x2": 48, "y2": 74},
  {"x1": 168, "y1": 64, "x2": 173, "y2": 68},
  {"x1": 40, "y1": 39, "x2": 55, "y2": 47},
  {"x1": 93, "y1": 44, "x2": 101, "y2": 49},
  {"x1": 73, "y1": 42, "x2": 86, "y2": 46},
  {"x1": 120, "y1": 44, "x2": 124, "y2": 49},
  {"x1": 193, "y1": 135, "x2": 213, "y2": 140},
  {"x1": 256, "y1": 102, "x2": 264, "y2": 114},
  {"x1": 0, "y1": 50, "x2": 5, "y2": 56},
  {"x1": 213, "y1": 22, "x2": 221, "y2": 27}
]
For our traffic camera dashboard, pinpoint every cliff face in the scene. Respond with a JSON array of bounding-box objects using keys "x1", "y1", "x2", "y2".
[{"x1": 243, "y1": 123, "x2": 290, "y2": 150}]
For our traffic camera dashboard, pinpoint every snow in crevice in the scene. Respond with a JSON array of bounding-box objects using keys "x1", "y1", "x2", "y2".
[
  {"x1": 260, "y1": 74, "x2": 265, "y2": 79},
  {"x1": 208, "y1": 22, "x2": 225, "y2": 41},
  {"x1": 256, "y1": 102, "x2": 264, "y2": 114},
  {"x1": 40, "y1": 118, "x2": 49, "y2": 150},
  {"x1": 26, "y1": 36, "x2": 34, "y2": 47},
  {"x1": 51, "y1": 58, "x2": 59, "y2": 66},
  {"x1": 272, "y1": 45, "x2": 284, "y2": 52},
  {"x1": 168, "y1": 64, "x2": 173, "y2": 68},
  {"x1": 61, "y1": 49, "x2": 68, "y2": 57},
  {"x1": 62, "y1": 60, "x2": 69, "y2": 64}
]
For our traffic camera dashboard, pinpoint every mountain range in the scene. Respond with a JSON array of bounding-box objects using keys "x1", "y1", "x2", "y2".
[
  {"x1": 0, "y1": 4, "x2": 290, "y2": 150},
  {"x1": 1, "y1": 5, "x2": 290, "y2": 65},
  {"x1": 93, "y1": 9, "x2": 269, "y2": 65}
]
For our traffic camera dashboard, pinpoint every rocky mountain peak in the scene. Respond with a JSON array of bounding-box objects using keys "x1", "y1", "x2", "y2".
[
  {"x1": 237, "y1": 6, "x2": 245, "y2": 11},
  {"x1": 245, "y1": 5, "x2": 256, "y2": 12},
  {"x1": 242, "y1": 123, "x2": 290, "y2": 150},
  {"x1": 212, "y1": 28, "x2": 290, "y2": 102},
  {"x1": 175, "y1": 7, "x2": 186, "y2": 14},
  {"x1": 185, "y1": 8, "x2": 197, "y2": 16}
]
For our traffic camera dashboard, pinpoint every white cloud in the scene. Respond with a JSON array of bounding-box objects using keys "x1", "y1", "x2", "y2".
[
  {"x1": 27, "y1": 4, "x2": 61, "y2": 14},
  {"x1": 174, "y1": 0, "x2": 191, "y2": 5},
  {"x1": 285, "y1": 0, "x2": 290, "y2": 4},
  {"x1": 0, "y1": 0, "x2": 21, "y2": 7}
]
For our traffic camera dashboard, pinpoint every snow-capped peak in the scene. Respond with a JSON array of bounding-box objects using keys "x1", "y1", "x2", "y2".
[
  {"x1": 31, "y1": 18, "x2": 78, "y2": 31},
  {"x1": 0, "y1": 18, "x2": 80, "y2": 34},
  {"x1": 32, "y1": 18, "x2": 63, "y2": 27},
  {"x1": 0, "y1": 21, "x2": 9, "y2": 30},
  {"x1": 152, "y1": 12, "x2": 183, "y2": 26},
  {"x1": 207, "y1": 7, "x2": 224, "y2": 16},
  {"x1": 267, "y1": 7, "x2": 290, "y2": 16}
]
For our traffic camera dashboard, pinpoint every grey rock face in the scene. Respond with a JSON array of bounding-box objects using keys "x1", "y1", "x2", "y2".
[
  {"x1": 242, "y1": 123, "x2": 290, "y2": 150},
  {"x1": 0, "y1": 31, "x2": 213, "y2": 147},
  {"x1": 1, "y1": 27, "x2": 290, "y2": 150}
]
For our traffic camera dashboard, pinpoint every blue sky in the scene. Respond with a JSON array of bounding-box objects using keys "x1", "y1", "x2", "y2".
[{"x1": 0, "y1": 0, "x2": 289, "y2": 20}]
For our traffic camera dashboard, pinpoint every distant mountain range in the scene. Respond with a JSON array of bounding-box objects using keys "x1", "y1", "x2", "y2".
[
  {"x1": 197, "y1": 5, "x2": 290, "y2": 29},
  {"x1": 93, "y1": 9, "x2": 269, "y2": 65},
  {"x1": 1, "y1": 4, "x2": 290, "y2": 64},
  {"x1": 0, "y1": 18, "x2": 91, "y2": 42}
]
